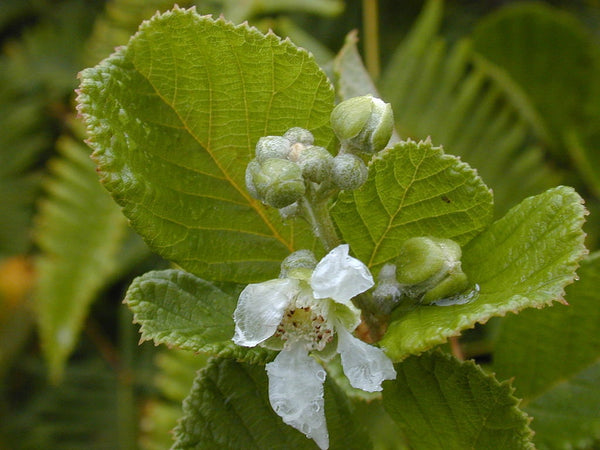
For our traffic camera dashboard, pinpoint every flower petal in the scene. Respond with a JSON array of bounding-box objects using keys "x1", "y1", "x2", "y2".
[
  {"x1": 336, "y1": 327, "x2": 396, "y2": 392},
  {"x1": 266, "y1": 342, "x2": 329, "y2": 449},
  {"x1": 232, "y1": 278, "x2": 298, "y2": 347},
  {"x1": 311, "y1": 244, "x2": 374, "y2": 306}
]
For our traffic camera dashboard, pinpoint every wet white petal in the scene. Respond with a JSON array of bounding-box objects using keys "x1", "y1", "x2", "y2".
[
  {"x1": 311, "y1": 244, "x2": 374, "y2": 306},
  {"x1": 266, "y1": 342, "x2": 329, "y2": 449},
  {"x1": 336, "y1": 327, "x2": 396, "y2": 392},
  {"x1": 232, "y1": 278, "x2": 298, "y2": 347}
]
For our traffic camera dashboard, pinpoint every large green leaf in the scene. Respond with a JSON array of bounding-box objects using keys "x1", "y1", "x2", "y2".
[
  {"x1": 382, "y1": 350, "x2": 533, "y2": 449},
  {"x1": 379, "y1": 0, "x2": 561, "y2": 215},
  {"x1": 173, "y1": 358, "x2": 371, "y2": 449},
  {"x1": 34, "y1": 137, "x2": 128, "y2": 382},
  {"x1": 124, "y1": 269, "x2": 273, "y2": 363},
  {"x1": 332, "y1": 139, "x2": 493, "y2": 270},
  {"x1": 380, "y1": 186, "x2": 587, "y2": 362},
  {"x1": 77, "y1": 7, "x2": 335, "y2": 283},
  {"x1": 124, "y1": 269, "x2": 236, "y2": 352},
  {"x1": 492, "y1": 253, "x2": 600, "y2": 448}
]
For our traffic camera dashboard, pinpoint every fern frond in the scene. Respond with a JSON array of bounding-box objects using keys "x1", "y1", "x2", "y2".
[
  {"x1": 139, "y1": 349, "x2": 208, "y2": 450},
  {"x1": 380, "y1": 0, "x2": 561, "y2": 215},
  {"x1": 34, "y1": 136, "x2": 128, "y2": 382},
  {"x1": 2, "y1": 358, "x2": 120, "y2": 449}
]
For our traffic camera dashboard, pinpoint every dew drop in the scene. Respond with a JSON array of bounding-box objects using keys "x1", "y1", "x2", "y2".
[{"x1": 432, "y1": 284, "x2": 480, "y2": 306}]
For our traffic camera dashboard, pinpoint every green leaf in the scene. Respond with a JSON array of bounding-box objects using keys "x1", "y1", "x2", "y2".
[
  {"x1": 382, "y1": 350, "x2": 533, "y2": 449},
  {"x1": 492, "y1": 252, "x2": 600, "y2": 448},
  {"x1": 380, "y1": 186, "x2": 587, "y2": 362},
  {"x1": 125, "y1": 269, "x2": 236, "y2": 352},
  {"x1": 77, "y1": 8, "x2": 335, "y2": 283},
  {"x1": 332, "y1": 139, "x2": 493, "y2": 270},
  {"x1": 471, "y1": 2, "x2": 600, "y2": 154},
  {"x1": 173, "y1": 358, "x2": 371, "y2": 449},
  {"x1": 34, "y1": 137, "x2": 128, "y2": 382},
  {"x1": 332, "y1": 31, "x2": 380, "y2": 101},
  {"x1": 380, "y1": 0, "x2": 561, "y2": 215},
  {"x1": 525, "y1": 362, "x2": 600, "y2": 450}
]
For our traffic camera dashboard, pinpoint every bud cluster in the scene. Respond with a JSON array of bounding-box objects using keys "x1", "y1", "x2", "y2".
[
  {"x1": 245, "y1": 96, "x2": 394, "y2": 221},
  {"x1": 246, "y1": 126, "x2": 369, "y2": 210},
  {"x1": 373, "y1": 236, "x2": 470, "y2": 308}
]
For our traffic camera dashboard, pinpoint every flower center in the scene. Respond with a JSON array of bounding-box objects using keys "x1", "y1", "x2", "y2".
[{"x1": 274, "y1": 305, "x2": 334, "y2": 351}]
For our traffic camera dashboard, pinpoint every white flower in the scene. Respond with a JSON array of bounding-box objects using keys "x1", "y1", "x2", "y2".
[{"x1": 232, "y1": 244, "x2": 397, "y2": 449}]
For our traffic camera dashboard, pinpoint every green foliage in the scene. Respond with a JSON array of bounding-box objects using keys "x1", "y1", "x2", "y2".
[
  {"x1": 34, "y1": 137, "x2": 128, "y2": 381},
  {"x1": 173, "y1": 357, "x2": 371, "y2": 449},
  {"x1": 382, "y1": 350, "x2": 533, "y2": 449},
  {"x1": 139, "y1": 349, "x2": 208, "y2": 450},
  {"x1": 125, "y1": 269, "x2": 236, "y2": 352},
  {"x1": 3, "y1": 0, "x2": 600, "y2": 449},
  {"x1": 2, "y1": 358, "x2": 121, "y2": 449},
  {"x1": 471, "y1": 2, "x2": 600, "y2": 155},
  {"x1": 333, "y1": 139, "x2": 493, "y2": 270},
  {"x1": 381, "y1": 186, "x2": 586, "y2": 361},
  {"x1": 493, "y1": 252, "x2": 600, "y2": 448},
  {"x1": 379, "y1": 0, "x2": 561, "y2": 215},
  {"x1": 77, "y1": 8, "x2": 336, "y2": 283}
]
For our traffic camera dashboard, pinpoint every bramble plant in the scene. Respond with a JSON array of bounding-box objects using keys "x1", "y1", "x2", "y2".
[{"x1": 63, "y1": 2, "x2": 594, "y2": 449}]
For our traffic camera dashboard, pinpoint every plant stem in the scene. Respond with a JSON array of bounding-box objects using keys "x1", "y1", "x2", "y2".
[
  {"x1": 299, "y1": 196, "x2": 341, "y2": 252},
  {"x1": 362, "y1": 0, "x2": 380, "y2": 80},
  {"x1": 449, "y1": 336, "x2": 464, "y2": 361}
]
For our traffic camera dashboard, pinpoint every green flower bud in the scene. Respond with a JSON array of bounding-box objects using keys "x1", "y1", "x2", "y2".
[
  {"x1": 283, "y1": 127, "x2": 314, "y2": 145},
  {"x1": 395, "y1": 237, "x2": 446, "y2": 285},
  {"x1": 296, "y1": 145, "x2": 334, "y2": 184},
  {"x1": 330, "y1": 95, "x2": 394, "y2": 154},
  {"x1": 278, "y1": 202, "x2": 299, "y2": 220},
  {"x1": 245, "y1": 159, "x2": 261, "y2": 199},
  {"x1": 252, "y1": 158, "x2": 305, "y2": 208},
  {"x1": 255, "y1": 136, "x2": 292, "y2": 162},
  {"x1": 280, "y1": 249, "x2": 317, "y2": 278},
  {"x1": 421, "y1": 271, "x2": 469, "y2": 304},
  {"x1": 331, "y1": 154, "x2": 368, "y2": 190},
  {"x1": 394, "y1": 236, "x2": 469, "y2": 304},
  {"x1": 372, "y1": 264, "x2": 402, "y2": 314}
]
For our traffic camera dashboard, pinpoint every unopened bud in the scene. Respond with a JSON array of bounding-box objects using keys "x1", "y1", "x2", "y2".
[
  {"x1": 253, "y1": 158, "x2": 305, "y2": 209},
  {"x1": 395, "y1": 236, "x2": 469, "y2": 304},
  {"x1": 372, "y1": 264, "x2": 402, "y2": 314},
  {"x1": 255, "y1": 136, "x2": 292, "y2": 162},
  {"x1": 283, "y1": 127, "x2": 314, "y2": 146},
  {"x1": 280, "y1": 249, "x2": 317, "y2": 279},
  {"x1": 296, "y1": 145, "x2": 333, "y2": 184},
  {"x1": 245, "y1": 159, "x2": 261, "y2": 199},
  {"x1": 331, "y1": 154, "x2": 368, "y2": 190},
  {"x1": 330, "y1": 95, "x2": 394, "y2": 154}
]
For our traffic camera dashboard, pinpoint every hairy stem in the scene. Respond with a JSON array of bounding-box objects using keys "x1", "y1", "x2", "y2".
[{"x1": 299, "y1": 195, "x2": 341, "y2": 252}]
